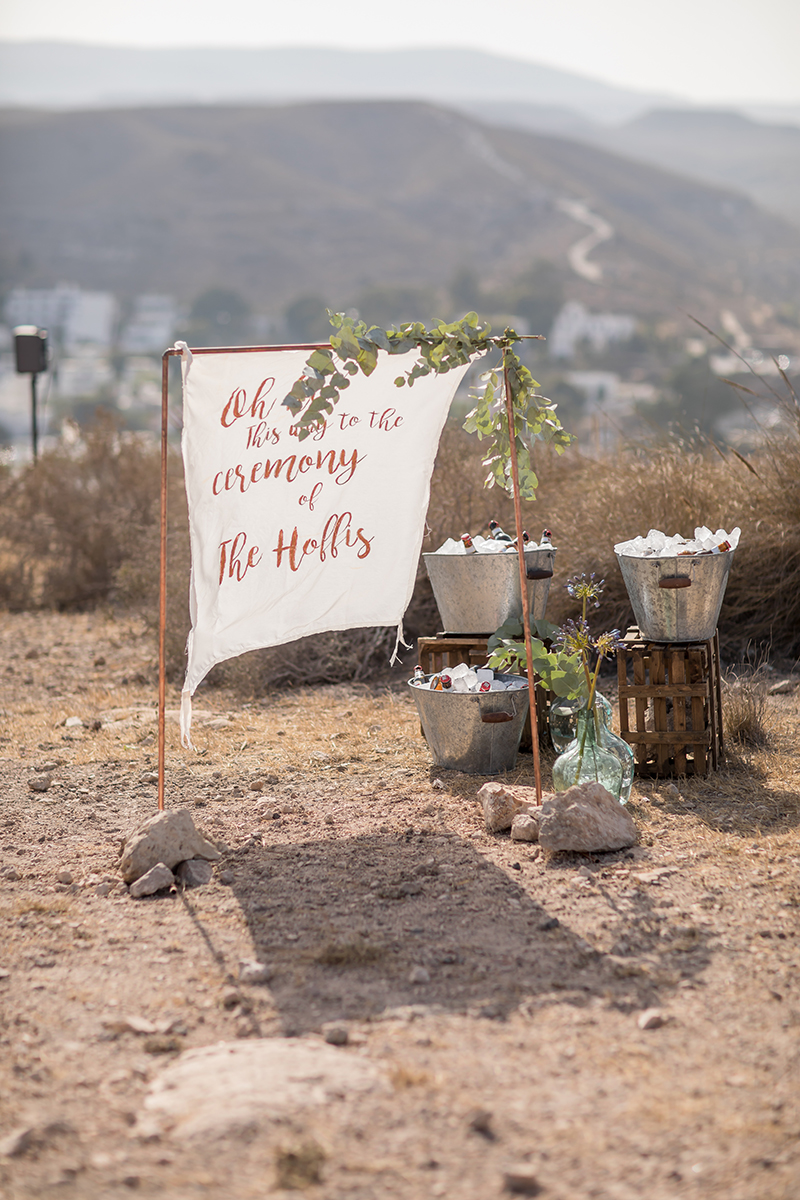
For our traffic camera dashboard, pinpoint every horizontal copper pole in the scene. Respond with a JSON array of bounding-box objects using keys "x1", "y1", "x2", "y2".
[{"x1": 163, "y1": 342, "x2": 331, "y2": 357}]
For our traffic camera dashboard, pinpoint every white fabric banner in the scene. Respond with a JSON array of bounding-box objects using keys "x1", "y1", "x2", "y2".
[{"x1": 179, "y1": 346, "x2": 468, "y2": 744}]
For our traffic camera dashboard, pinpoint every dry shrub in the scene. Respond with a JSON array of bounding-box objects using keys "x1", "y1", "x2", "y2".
[
  {"x1": 722, "y1": 667, "x2": 771, "y2": 747},
  {"x1": 0, "y1": 412, "x2": 161, "y2": 611}
]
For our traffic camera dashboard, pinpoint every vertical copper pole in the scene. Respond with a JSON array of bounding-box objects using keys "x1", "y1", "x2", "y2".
[
  {"x1": 502, "y1": 348, "x2": 542, "y2": 802},
  {"x1": 157, "y1": 352, "x2": 170, "y2": 812}
]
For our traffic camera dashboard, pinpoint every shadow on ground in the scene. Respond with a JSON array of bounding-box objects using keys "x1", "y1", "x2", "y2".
[{"x1": 185, "y1": 829, "x2": 719, "y2": 1034}]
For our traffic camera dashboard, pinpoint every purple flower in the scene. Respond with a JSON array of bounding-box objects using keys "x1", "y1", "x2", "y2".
[
  {"x1": 594, "y1": 629, "x2": 624, "y2": 657},
  {"x1": 554, "y1": 617, "x2": 593, "y2": 656},
  {"x1": 565, "y1": 572, "x2": 603, "y2": 608}
]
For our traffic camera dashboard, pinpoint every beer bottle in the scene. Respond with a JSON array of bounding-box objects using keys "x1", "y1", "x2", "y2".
[
  {"x1": 488, "y1": 520, "x2": 513, "y2": 543},
  {"x1": 461, "y1": 533, "x2": 477, "y2": 554}
]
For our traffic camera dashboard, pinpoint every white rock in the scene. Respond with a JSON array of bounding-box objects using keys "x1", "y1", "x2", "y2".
[
  {"x1": 129, "y1": 863, "x2": 175, "y2": 898},
  {"x1": 409, "y1": 965, "x2": 430, "y2": 985},
  {"x1": 478, "y1": 782, "x2": 541, "y2": 833},
  {"x1": 510, "y1": 813, "x2": 539, "y2": 842},
  {"x1": 175, "y1": 859, "x2": 213, "y2": 888},
  {"x1": 64, "y1": 716, "x2": 83, "y2": 728},
  {"x1": 637, "y1": 1007, "x2": 666, "y2": 1030},
  {"x1": 538, "y1": 782, "x2": 638, "y2": 853},
  {"x1": 28, "y1": 776, "x2": 52, "y2": 793},
  {"x1": 120, "y1": 809, "x2": 220, "y2": 883},
  {"x1": 238, "y1": 959, "x2": 274, "y2": 985},
  {"x1": 136, "y1": 1038, "x2": 386, "y2": 1140}
]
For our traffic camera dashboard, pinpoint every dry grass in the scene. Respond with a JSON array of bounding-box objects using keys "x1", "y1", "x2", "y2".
[
  {"x1": 313, "y1": 941, "x2": 386, "y2": 967},
  {"x1": 274, "y1": 1140, "x2": 326, "y2": 1189},
  {"x1": 722, "y1": 667, "x2": 771, "y2": 747}
]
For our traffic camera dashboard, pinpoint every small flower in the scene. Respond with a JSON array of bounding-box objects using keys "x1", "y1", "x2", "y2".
[
  {"x1": 593, "y1": 629, "x2": 624, "y2": 657},
  {"x1": 565, "y1": 572, "x2": 604, "y2": 608},
  {"x1": 554, "y1": 617, "x2": 593, "y2": 656}
]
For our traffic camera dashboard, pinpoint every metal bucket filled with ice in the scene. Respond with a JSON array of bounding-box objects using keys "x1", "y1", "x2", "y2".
[
  {"x1": 615, "y1": 527, "x2": 739, "y2": 643},
  {"x1": 423, "y1": 537, "x2": 556, "y2": 635},
  {"x1": 410, "y1": 669, "x2": 530, "y2": 774}
]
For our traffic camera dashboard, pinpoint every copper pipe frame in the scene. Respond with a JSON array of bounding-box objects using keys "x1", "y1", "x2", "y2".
[
  {"x1": 502, "y1": 348, "x2": 542, "y2": 802},
  {"x1": 156, "y1": 338, "x2": 541, "y2": 812}
]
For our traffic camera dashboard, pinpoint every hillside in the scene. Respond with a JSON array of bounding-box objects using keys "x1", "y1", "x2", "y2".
[{"x1": 1, "y1": 100, "x2": 799, "y2": 320}]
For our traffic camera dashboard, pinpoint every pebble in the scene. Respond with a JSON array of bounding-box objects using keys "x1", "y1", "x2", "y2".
[
  {"x1": 409, "y1": 965, "x2": 430, "y2": 985},
  {"x1": 637, "y1": 1007, "x2": 666, "y2": 1030},
  {"x1": 502, "y1": 1164, "x2": 542, "y2": 1195},
  {"x1": 663, "y1": 783, "x2": 681, "y2": 799},
  {"x1": 249, "y1": 780, "x2": 265, "y2": 791},
  {"x1": 1, "y1": 867, "x2": 21, "y2": 882},
  {"x1": 176, "y1": 859, "x2": 213, "y2": 888},
  {"x1": 57, "y1": 868, "x2": 74, "y2": 885},
  {"x1": 28, "y1": 775, "x2": 52, "y2": 793},
  {"x1": 143, "y1": 1035, "x2": 182, "y2": 1055},
  {"x1": 238, "y1": 959, "x2": 274, "y2": 985},
  {"x1": 140, "y1": 772, "x2": 159, "y2": 785},
  {"x1": 221, "y1": 986, "x2": 243, "y2": 1010},
  {"x1": 511, "y1": 813, "x2": 539, "y2": 842},
  {"x1": 129, "y1": 863, "x2": 175, "y2": 899},
  {"x1": 95, "y1": 882, "x2": 111, "y2": 897},
  {"x1": 0, "y1": 1121, "x2": 74, "y2": 1159},
  {"x1": 218, "y1": 869, "x2": 235, "y2": 885},
  {"x1": 466, "y1": 1107, "x2": 495, "y2": 1140},
  {"x1": 322, "y1": 1022, "x2": 350, "y2": 1046},
  {"x1": 64, "y1": 716, "x2": 83, "y2": 728}
]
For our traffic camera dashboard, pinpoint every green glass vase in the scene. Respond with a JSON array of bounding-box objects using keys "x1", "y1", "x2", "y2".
[
  {"x1": 596, "y1": 701, "x2": 635, "y2": 805},
  {"x1": 549, "y1": 691, "x2": 612, "y2": 753},
  {"x1": 552, "y1": 703, "x2": 624, "y2": 800}
]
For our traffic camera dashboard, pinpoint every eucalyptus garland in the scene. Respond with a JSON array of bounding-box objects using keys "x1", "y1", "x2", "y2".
[{"x1": 282, "y1": 311, "x2": 573, "y2": 500}]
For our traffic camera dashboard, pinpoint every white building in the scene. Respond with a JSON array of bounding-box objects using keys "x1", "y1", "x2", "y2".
[
  {"x1": 4, "y1": 285, "x2": 117, "y2": 351},
  {"x1": 120, "y1": 295, "x2": 177, "y2": 354},
  {"x1": 549, "y1": 301, "x2": 636, "y2": 359},
  {"x1": 56, "y1": 352, "x2": 115, "y2": 399}
]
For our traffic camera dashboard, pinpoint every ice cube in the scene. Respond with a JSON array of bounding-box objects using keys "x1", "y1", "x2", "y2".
[{"x1": 476, "y1": 668, "x2": 494, "y2": 684}]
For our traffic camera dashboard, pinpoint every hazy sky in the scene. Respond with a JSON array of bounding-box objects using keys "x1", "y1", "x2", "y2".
[{"x1": 2, "y1": 0, "x2": 798, "y2": 105}]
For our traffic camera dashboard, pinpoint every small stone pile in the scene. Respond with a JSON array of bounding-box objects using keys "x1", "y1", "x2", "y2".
[
  {"x1": 479, "y1": 780, "x2": 637, "y2": 853},
  {"x1": 119, "y1": 808, "x2": 221, "y2": 898}
]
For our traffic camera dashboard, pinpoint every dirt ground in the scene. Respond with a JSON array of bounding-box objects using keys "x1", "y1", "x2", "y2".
[{"x1": 1, "y1": 611, "x2": 799, "y2": 1200}]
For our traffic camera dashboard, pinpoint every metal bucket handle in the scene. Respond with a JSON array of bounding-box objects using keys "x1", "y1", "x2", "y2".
[
  {"x1": 657, "y1": 558, "x2": 694, "y2": 589},
  {"x1": 479, "y1": 694, "x2": 517, "y2": 724}
]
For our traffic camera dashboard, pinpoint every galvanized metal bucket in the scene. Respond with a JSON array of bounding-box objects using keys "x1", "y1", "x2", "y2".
[
  {"x1": 422, "y1": 546, "x2": 556, "y2": 635},
  {"x1": 410, "y1": 672, "x2": 530, "y2": 774},
  {"x1": 616, "y1": 550, "x2": 735, "y2": 642}
]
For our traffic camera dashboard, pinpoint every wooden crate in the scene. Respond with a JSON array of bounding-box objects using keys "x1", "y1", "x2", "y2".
[
  {"x1": 416, "y1": 635, "x2": 553, "y2": 749},
  {"x1": 616, "y1": 627, "x2": 724, "y2": 777}
]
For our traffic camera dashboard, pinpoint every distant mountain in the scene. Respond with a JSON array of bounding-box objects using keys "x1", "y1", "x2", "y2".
[
  {"x1": 1, "y1": 100, "x2": 798, "y2": 322},
  {"x1": 465, "y1": 103, "x2": 800, "y2": 228},
  {"x1": 598, "y1": 110, "x2": 800, "y2": 229},
  {"x1": 0, "y1": 41, "x2": 680, "y2": 124}
]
